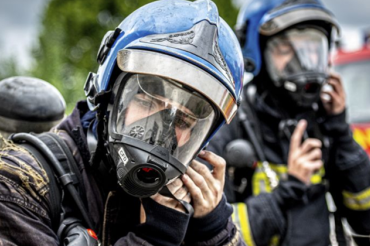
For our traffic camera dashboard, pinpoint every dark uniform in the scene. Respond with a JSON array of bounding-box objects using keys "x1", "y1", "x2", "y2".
[
  {"x1": 211, "y1": 0, "x2": 370, "y2": 244},
  {"x1": 0, "y1": 1, "x2": 248, "y2": 245},
  {"x1": 207, "y1": 84, "x2": 370, "y2": 246}
]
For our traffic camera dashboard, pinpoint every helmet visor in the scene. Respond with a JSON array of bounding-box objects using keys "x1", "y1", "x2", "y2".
[
  {"x1": 264, "y1": 28, "x2": 329, "y2": 83},
  {"x1": 113, "y1": 74, "x2": 215, "y2": 165}
]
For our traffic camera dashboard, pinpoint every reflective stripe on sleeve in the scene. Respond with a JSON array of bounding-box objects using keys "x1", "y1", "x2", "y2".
[
  {"x1": 231, "y1": 203, "x2": 256, "y2": 246},
  {"x1": 343, "y1": 187, "x2": 370, "y2": 210},
  {"x1": 252, "y1": 162, "x2": 325, "y2": 196}
]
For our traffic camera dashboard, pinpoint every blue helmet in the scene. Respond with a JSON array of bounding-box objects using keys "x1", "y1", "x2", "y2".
[
  {"x1": 85, "y1": 0, "x2": 243, "y2": 124},
  {"x1": 235, "y1": 0, "x2": 339, "y2": 76},
  {"x1": 84, "y1": 0, "x2": 244, "y2": 198}
]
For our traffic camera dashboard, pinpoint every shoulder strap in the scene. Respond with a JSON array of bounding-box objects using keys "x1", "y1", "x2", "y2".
[
  {"x1": 238, "y1": 85, "x2": 266, "y2": 162},
  {"x1": 238, "y1": 85, "x2": 279, "y2": 188},
  {"x1": 38, "y1": 132, "x2": 87, "y2": 204}
]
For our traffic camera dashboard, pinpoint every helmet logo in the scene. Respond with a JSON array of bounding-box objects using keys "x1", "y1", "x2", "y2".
[
  {"x1": 151, "y1": 31, "x2": 196, "y2": 47},
  {"x1": 141, "y1": 21, "x2": 234, "y2": 90},
  {"x1": 211, "y1": 39, "x2": 234, "y2": 88}
]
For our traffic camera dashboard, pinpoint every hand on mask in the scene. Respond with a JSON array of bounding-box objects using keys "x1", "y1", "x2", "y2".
[
  {"x1": 182, "y1": 150, "x2": 225, "y2": 218},
  {"x1": 149, "y1": 178, "x2": 191, "y2": 216},
  {"x1": 288, "y1": 120, "x2": 323, "y2": 185},
  {"x1": 321, "y1": 72, "x2": 346, "y2": 115}
]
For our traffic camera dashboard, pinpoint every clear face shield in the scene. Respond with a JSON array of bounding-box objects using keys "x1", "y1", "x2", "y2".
[
  {"x1": 108, "y1": 74, "x2": 216, "y2": 197},
  {"x1": 264, "y1": 27, "x2": 329, "y2": 106}
]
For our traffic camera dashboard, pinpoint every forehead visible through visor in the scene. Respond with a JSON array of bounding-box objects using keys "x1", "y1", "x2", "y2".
[
  {"x1": 135, "y1": 74, "x2": 214, "y2": 119},
  {"x1": 117, "y1": 49, "x2": 238, "y2": 123}
]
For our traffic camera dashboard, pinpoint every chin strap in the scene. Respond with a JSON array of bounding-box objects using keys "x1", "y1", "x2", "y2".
[{"x1": 159, "y1": 185, "x2": 194, "y2": 215}]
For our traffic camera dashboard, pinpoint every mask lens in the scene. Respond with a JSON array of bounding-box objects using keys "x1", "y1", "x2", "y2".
[
  {"x1": 112, "y1": 74, "x2": 216, "y2": 165},
  {"x1": 264, "y1": 27, "x2": 329, "y2": 83}
]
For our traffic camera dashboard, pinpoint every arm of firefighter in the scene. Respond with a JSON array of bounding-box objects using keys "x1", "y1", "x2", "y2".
[
  {"x1": 130, "y1": 196, "x2": 191, "y2": 246},
  {"x1": 183, "y1": 196, "x2": 246, "y2": 246},
  {"x1": 206, "y1": 112, "x2": 309, "y2": 245},
  {"x1": 318, "y1": 72, "x2": 370, "y2": 235},
  {"x1": 320, "y1": 109, "x2": 370, "y2": 236},
  {"x1": 0, "y1": 147, "x2": 59, "y2": 245},
  {"x1": 231, "y1": 176, "x2": 308, "y2": 246}
]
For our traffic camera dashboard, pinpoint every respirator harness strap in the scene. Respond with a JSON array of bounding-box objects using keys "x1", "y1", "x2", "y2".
[{"x1": 159, "y1": 185, "x2": 194, "y2": 215}]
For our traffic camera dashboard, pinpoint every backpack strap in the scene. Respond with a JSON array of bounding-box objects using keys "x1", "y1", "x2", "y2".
[
  {"x1": 38, "y1": 132, "x2": 87, "y2": 206},
  {"x1": 238, "y1": 85, "x2": 279, "y2": 189},
  {"x1": 238, "y1": 84, "x2": 266, "y2": 162}
]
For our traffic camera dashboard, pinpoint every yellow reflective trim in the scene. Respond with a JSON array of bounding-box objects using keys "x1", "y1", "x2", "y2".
[
  {"x1": 343, "y1": 187, "x2": 370, "y2": 200},
  {"x1": 231, "y1": 204, "x2": 236, "y2": 222},
  {"x1": 343, "y1": 187, "x2": 370, "y2": 210},
  {"x1": 269, "y1": 163, "x2": 287, "y2": 175},
  {"x1": 343, "y1": 200, "x2": 370, "y2": 210},
  {"x1": 233, "y1": 203, "x2": 256, "y2": 246},
  {"x1": 310, "y1": 167, "x2": 325, "y2": 184},
  {"x1": 252, "y1": 162, "x2": 326, "y2": 195},
  {"x1": 252, "y1": 171, "x2": 271, "y2": 195},
  {"x1": 269, "y1": 235, "x2": 280, "y2": 246},
  {"x1": 310, "y1": 174, "x2": 322, "y2": 184}
]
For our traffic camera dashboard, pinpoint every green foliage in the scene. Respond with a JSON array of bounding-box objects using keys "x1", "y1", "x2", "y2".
[
  {"x1": 213, "y1": 0, "x2": 238, "y2": 27},
  {"x1": 0, "y1": 57, "x2": 21, "y2": 81},
  {"x1": 31, "y1": 0, "x2": 238, "y2": 113}
]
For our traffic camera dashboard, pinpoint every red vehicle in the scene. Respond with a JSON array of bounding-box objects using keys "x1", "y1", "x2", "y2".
[{"x1": 332, "y1": 34, "x2": 370, "y2": 156}]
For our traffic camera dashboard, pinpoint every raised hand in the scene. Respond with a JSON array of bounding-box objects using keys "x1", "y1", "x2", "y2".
[
  {"x1": 150, "y1": 178, "x2": 191, "y2": 214},
  {"x1": 287, "y1": 120, "x2": 323, "y2": 185},
  {"x1": 321, "y1": 72, "x2": 346, "y2": 115},
  {"x1": 182, "y1": 150, "x2": 226, "y2": 218}
]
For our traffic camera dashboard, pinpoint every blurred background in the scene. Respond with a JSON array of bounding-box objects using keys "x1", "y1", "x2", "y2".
[{"x1": 0, "y1": 0, "x2": 369, "y2": 113}]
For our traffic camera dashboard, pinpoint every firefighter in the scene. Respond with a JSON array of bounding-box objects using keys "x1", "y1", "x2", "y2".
[
  {"x1": 206, "y1": 0, "x2": 370, "y2": 245},
  {"x1": 0, "y1": 1, "x2": 247, "y2": 245}
]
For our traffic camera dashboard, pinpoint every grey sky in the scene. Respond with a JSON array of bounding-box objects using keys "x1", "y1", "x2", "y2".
[
  {"x1": 323, "y1": 0, "x2": 370, "y2": 28},
  {"x1": 322, "y1": 0, "x2": 370, "y2": 49},
  {"x1": 0, "y1": 0, "x2": 369, "y2": 70},
  {"x1": 0, "y1": 0, "x2": 47, "y2": 69}
]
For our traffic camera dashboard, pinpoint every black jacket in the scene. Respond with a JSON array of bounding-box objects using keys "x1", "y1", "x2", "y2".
[{"x1": 207, "y1": 84, "x2": 370, "y2": 246}]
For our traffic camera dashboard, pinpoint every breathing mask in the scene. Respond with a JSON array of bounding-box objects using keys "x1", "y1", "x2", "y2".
[
  {"x1": 107, "y1": 74, "x2": 215, "y2": 198},
  {"x1": 264, "y1": 27, "x2": 329, "y2": 107},
  {"x1": 84, "y1": 1, "x2": 244, "y2": 199}
]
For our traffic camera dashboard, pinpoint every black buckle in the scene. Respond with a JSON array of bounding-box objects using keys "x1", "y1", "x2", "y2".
[
  {"x1": 84, "y1": 72, "x2": 98, "y2": 106},
  {"x1": 97, "y1": 27, "x2": 122, "y2": 65}
]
